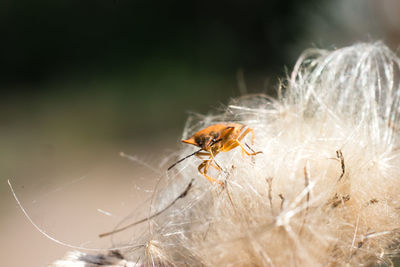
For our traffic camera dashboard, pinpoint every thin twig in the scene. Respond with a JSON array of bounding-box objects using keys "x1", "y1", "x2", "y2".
[
  {"x1": 266, "y1": 177, "x2": 274, "y2": 215},
  {"x1": 279, "y1": 194, "x2": 285, "y2": 212},
  {"x1": 99, "y1": 179, "x2": 194, "y2": 238},
  {"x1": 300, "y1": 163, "x2": 310, "y2": 235},
  {"x1": 336, "y1": 150, "x2": 345, "y2": 181}
]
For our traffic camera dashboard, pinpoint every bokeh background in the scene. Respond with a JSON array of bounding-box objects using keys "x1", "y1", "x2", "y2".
[{"x1": 1, "y1": 0, "x2": 400, "y2": 266}]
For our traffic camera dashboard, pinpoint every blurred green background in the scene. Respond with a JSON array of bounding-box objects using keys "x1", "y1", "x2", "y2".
[
  {"x1": 1, "y1": 0, "x2": 400, "y2": 266},
  {"x1": 0, "y1": 0, "x2": 326, "y2": 149},
  {"x1": 1, "y1": 0, "x2": 394, "y2": 154},
  {"x1": 1, "y1": 0, "x2": 335, "y2": 187}
]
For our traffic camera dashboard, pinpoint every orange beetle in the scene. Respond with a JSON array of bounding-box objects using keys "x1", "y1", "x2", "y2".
[{"x1": 168, "y1": 123, "x2": 262, "y2": 185}]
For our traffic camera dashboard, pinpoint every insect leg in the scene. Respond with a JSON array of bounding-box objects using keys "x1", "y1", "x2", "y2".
[
  {"x1": 198, "y1": 160, "x2": 224, "y2": 186},
  {"x1": 211, "y1": 162, "x2": 222, "y2": 171},
  {"x1": 237, "y1": 127, "x2": 254, "y2": 144},
  {"x1": 229, "y1": 139, "x2": 262, "y2": 156},
  {"x1": 196, "y1": 152, "x2": 221, "y2": 171},
  {"x1": 209, "y1": 150, "x2": 222, "y2": 171},
  {"x1": 236, "y1": 127, "x2": 262, "y2": 155},
  {"x1": 196, "y1": 152, "x2": 211, "y2": 159}
]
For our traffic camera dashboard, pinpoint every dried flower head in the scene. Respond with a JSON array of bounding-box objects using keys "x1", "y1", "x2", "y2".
[{"x1": 53, "y1": 42, "x2": 400, "y2": 266}]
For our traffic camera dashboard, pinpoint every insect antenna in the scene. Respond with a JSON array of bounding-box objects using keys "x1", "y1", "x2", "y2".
[
  {"x1": 167, "y1": 148, "x2": 203, "y2": 171},
  {"x1": 210, "y1": 138, "x2": 222, "y2": 147}
]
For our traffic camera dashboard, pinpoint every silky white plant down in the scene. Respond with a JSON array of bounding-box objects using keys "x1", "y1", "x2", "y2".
[{"x1": 52, "y1": 42, "x2": 400, "y2": 266}]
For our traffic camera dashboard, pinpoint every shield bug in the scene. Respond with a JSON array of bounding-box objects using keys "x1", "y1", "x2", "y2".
[{"x1": 168, "y1": 123, "x2": 262, "y2": 185}]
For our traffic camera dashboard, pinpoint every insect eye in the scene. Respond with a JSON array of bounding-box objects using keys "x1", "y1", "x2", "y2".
[
  {"x1": 195, "y1": 136, "x2": 203, "y2": 146},
  {"x1": 211, "y1": 132, "x2": 219, "y2": 139}
]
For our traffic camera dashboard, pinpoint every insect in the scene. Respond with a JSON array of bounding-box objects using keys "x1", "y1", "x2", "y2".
[{"x1": 168, "y1": 123, "x2": 262, "y2": 186}]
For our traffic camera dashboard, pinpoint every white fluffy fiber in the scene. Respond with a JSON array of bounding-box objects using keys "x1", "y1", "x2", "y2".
[{"x1": 53, "y1": 42, "x2": 400, "y2": 266}]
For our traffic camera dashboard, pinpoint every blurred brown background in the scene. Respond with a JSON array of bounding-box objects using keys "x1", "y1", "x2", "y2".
[{"x1": 1, "y1": 0, "x2": 400, "y2": 266}]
